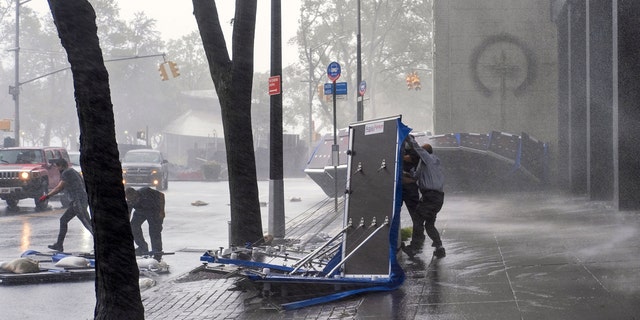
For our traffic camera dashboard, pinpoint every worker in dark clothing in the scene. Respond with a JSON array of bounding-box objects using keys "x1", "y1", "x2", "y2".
[
  {"x1": 401, "y1": 138, "x2": 421, "y2": 249},
  {"x1": 403, "y1": 134, "x2": 446, "y2": 259},
  {"x1": 402, "y1": 138, "x2": 420, "y2": 224},
  {"x1": 41, "y1": 158, "x2": 93, "y2": 252},
  {"x1": 125, "y1": 187, "x2": 165, "y2": 261}
]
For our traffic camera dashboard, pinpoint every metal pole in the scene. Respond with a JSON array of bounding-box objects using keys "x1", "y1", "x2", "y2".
[
  {"x1": 13, "y1": 0, "x2": 21, "y2": 146},
  {"x1": 356, "y1": 0, "x2": 363, "y2": 121},
  {"x1": 306, "y1": 38, "x2": 342, "y2": 158},
  {"x1": 268, "y1": 0, "x2": 285, "y2": 239},
  {"x1": 308, "y1": 63, "x2": 313, "y2": 158},
  {"x1": 332, "y1": 80, "x2": 338, "y2": 214},
  {"x1": 325, "y1": 220, "x2": 389, "y2": 277}
]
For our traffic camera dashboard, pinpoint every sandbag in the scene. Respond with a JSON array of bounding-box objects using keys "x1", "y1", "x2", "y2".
[
  {"x1": 0, "y1": 258, "x2": 40, "y2": 274},
  {"x1": 137, "y1": 258, "x2": 169, "y2": 272},
  {"x1": 139, "y1": 277, "x2": 157, "y2": 290},
  {"x1": 55, "y1": 256, "x2": 90, "y2": 268}
]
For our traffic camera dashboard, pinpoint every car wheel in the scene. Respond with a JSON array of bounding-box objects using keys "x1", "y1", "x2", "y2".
[
  {"x1": 163, "y1": 175, "x2": 169, "y2": 190},
  {"x1": 6, "y1": 198, "x2": 18, "y2": 210}
]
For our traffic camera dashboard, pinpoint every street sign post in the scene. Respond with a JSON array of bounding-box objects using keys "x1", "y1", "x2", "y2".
[
  {"x1": 324, "y1": 82, "x2": 348, "y2": 95},
  {"x1": 327, "y1": 61, "x2": 341, "y2": 82},
  {"x1": 327, "y1": 61, "x2": 342, "y2": 214}
]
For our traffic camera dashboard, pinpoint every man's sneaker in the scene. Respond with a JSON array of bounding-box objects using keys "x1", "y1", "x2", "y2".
[
  {"x1": 48, "y1": 243, "x2": 64, "y2": 252},
  {"x1": 401, "y1": 244, "x2": 423, "y2": 258},
  {"x1": 433, "y1": 246, "x2": 446, "y2": 258}
]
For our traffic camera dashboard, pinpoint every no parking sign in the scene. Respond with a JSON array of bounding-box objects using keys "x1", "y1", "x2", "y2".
[{"x1": 358, "y1": 81, "x2": 366, "y2": 96}]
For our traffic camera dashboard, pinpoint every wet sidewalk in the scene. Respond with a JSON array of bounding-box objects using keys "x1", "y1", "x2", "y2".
[{"x1": 141, "y1": 191, "x2": 640, "y2": 319}]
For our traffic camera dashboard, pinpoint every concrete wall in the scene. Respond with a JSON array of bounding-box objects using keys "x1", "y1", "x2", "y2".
[{"x1": 433, "y1": 0, "x2": 558, "y2": 148}]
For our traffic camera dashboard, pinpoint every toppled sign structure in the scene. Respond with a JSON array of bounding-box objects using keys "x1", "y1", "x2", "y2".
[{"x1": 201, "y1": 115, "x2": 409, "y2": 310}]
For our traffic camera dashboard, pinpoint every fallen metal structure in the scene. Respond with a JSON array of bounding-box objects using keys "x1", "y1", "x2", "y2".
[
  {"x1": 412, "y1": 131, "x2": 549, "y2": 191},
  {"x1": 201, "y1": 116, "x2": 410, "y2": 310},
  {"x1": 303, "y1": 128, "x2": 350, "y2": 198},
  {"x1": 306, "y1": 129, "x2": 549, "y2": 194}
]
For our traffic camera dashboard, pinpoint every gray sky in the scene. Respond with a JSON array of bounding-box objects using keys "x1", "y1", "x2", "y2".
[{"x1": 31, "y1": 0, "x2": 301, "y2": 72}]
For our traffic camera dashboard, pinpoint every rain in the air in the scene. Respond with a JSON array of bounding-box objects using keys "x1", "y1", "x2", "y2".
[{"x1": 0, "y1": 1, "x2": 638, "y2": 319}]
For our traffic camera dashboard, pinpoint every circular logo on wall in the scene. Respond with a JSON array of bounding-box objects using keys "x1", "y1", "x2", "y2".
[{"x1": 470, "y1": 33, "x2": 536, "y2": 97}]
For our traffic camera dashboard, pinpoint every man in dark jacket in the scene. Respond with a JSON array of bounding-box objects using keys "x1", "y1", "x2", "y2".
[
  {"x1": 125, "y1": 187, "x2": 165, "y2": 261},
  {"x1": 401, "y1": 138, "x2": 421, "y2": 241}
]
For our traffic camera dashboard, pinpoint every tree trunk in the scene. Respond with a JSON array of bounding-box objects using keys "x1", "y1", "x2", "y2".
[
  {"x1": 193, "y1": 0, "x2": 264, "y2": 246},
  {"x1": 48, "y1": 1, "x2": 144, "y2": 319}
]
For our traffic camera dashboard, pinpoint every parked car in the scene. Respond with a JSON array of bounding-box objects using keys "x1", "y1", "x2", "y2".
[
  {"x1": 68, "y1": 151, "x2": 82, "y2": 175},
  {"x1": 121, "y1": 149, "x2": 169, "y2": 190},
  {"x1": 0, "y1": 147, "x2": 70, "y2": 211}
]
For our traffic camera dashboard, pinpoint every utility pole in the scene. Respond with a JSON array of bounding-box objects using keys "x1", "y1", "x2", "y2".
[
  {"x1": 10, "y1": 0, "x2": 29, "y2": 146},
  {"x1": 269, "y1": 0, "x2": 285, "y2": 239},
  {"x1": 307, "y1": 63, "x2": 314, "y2": 158},
  {"x1": 356, "y1": 0, "x2": 363, "y2": 121}
]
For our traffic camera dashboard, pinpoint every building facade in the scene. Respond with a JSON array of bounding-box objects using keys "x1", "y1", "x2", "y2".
[{"x1": 433, "y1": 0, "x2": 640, "y2": 210}]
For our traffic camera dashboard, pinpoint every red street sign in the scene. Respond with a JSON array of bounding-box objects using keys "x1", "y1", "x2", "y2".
[{"x1": 268, "y1": 75, "x2": 281, "y2": 95}]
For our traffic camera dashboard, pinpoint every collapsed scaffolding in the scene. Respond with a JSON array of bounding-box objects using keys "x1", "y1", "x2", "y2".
[{"x1": 200, "y1": 116, "x2": 410, "y2": 310}]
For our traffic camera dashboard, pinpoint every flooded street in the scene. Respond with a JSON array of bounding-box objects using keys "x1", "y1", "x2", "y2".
[{"x1": 1, "y1": 180, "x2": 639, "y2": 319}]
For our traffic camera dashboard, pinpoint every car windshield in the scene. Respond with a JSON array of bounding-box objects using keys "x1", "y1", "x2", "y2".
[
  {"x1": 0, "y1": 149, "x2": 43, "y2": 164},
  {"x1": 123, "y1": 151, "x2": 160, "y2": 163}
]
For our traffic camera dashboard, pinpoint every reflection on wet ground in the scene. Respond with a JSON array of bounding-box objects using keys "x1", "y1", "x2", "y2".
[
  {"x1": 138, "y1": 189, "x2": 640, "y2": 319},
  {"x1": 353, "y1": 192, "x2": 640, "y2": 320}
]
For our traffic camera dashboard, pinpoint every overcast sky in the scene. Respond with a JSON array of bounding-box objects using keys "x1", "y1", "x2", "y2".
[{"x1": 31, "y1": 1, "x2": 301, "y2": 72}]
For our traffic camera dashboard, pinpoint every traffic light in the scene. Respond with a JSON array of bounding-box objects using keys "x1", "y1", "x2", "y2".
[
  {"x1": 0, "y1": 119, "x2": 11, "y2": 131},
  {"x1": 158, "y1": 63, "x2": 169, "y2": 81},
  {"x1": 412, "y1": 72, "x2": 421, "y2": 90},
  {"x1": 406, "y1": 73, "x2": 413, "y2": 90},
  {"x1": 137, "y1": 130, "x2": 146, "y2": 140},
  {"x1": 405, "y1": 72, "x2": 422, "y2": 91},
  {"x1": 168, "y1": 61, "x2": 180, "y2": 78},
  {"x1": 317, "y1": 84, "x2": 325, "y2": 100}
]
